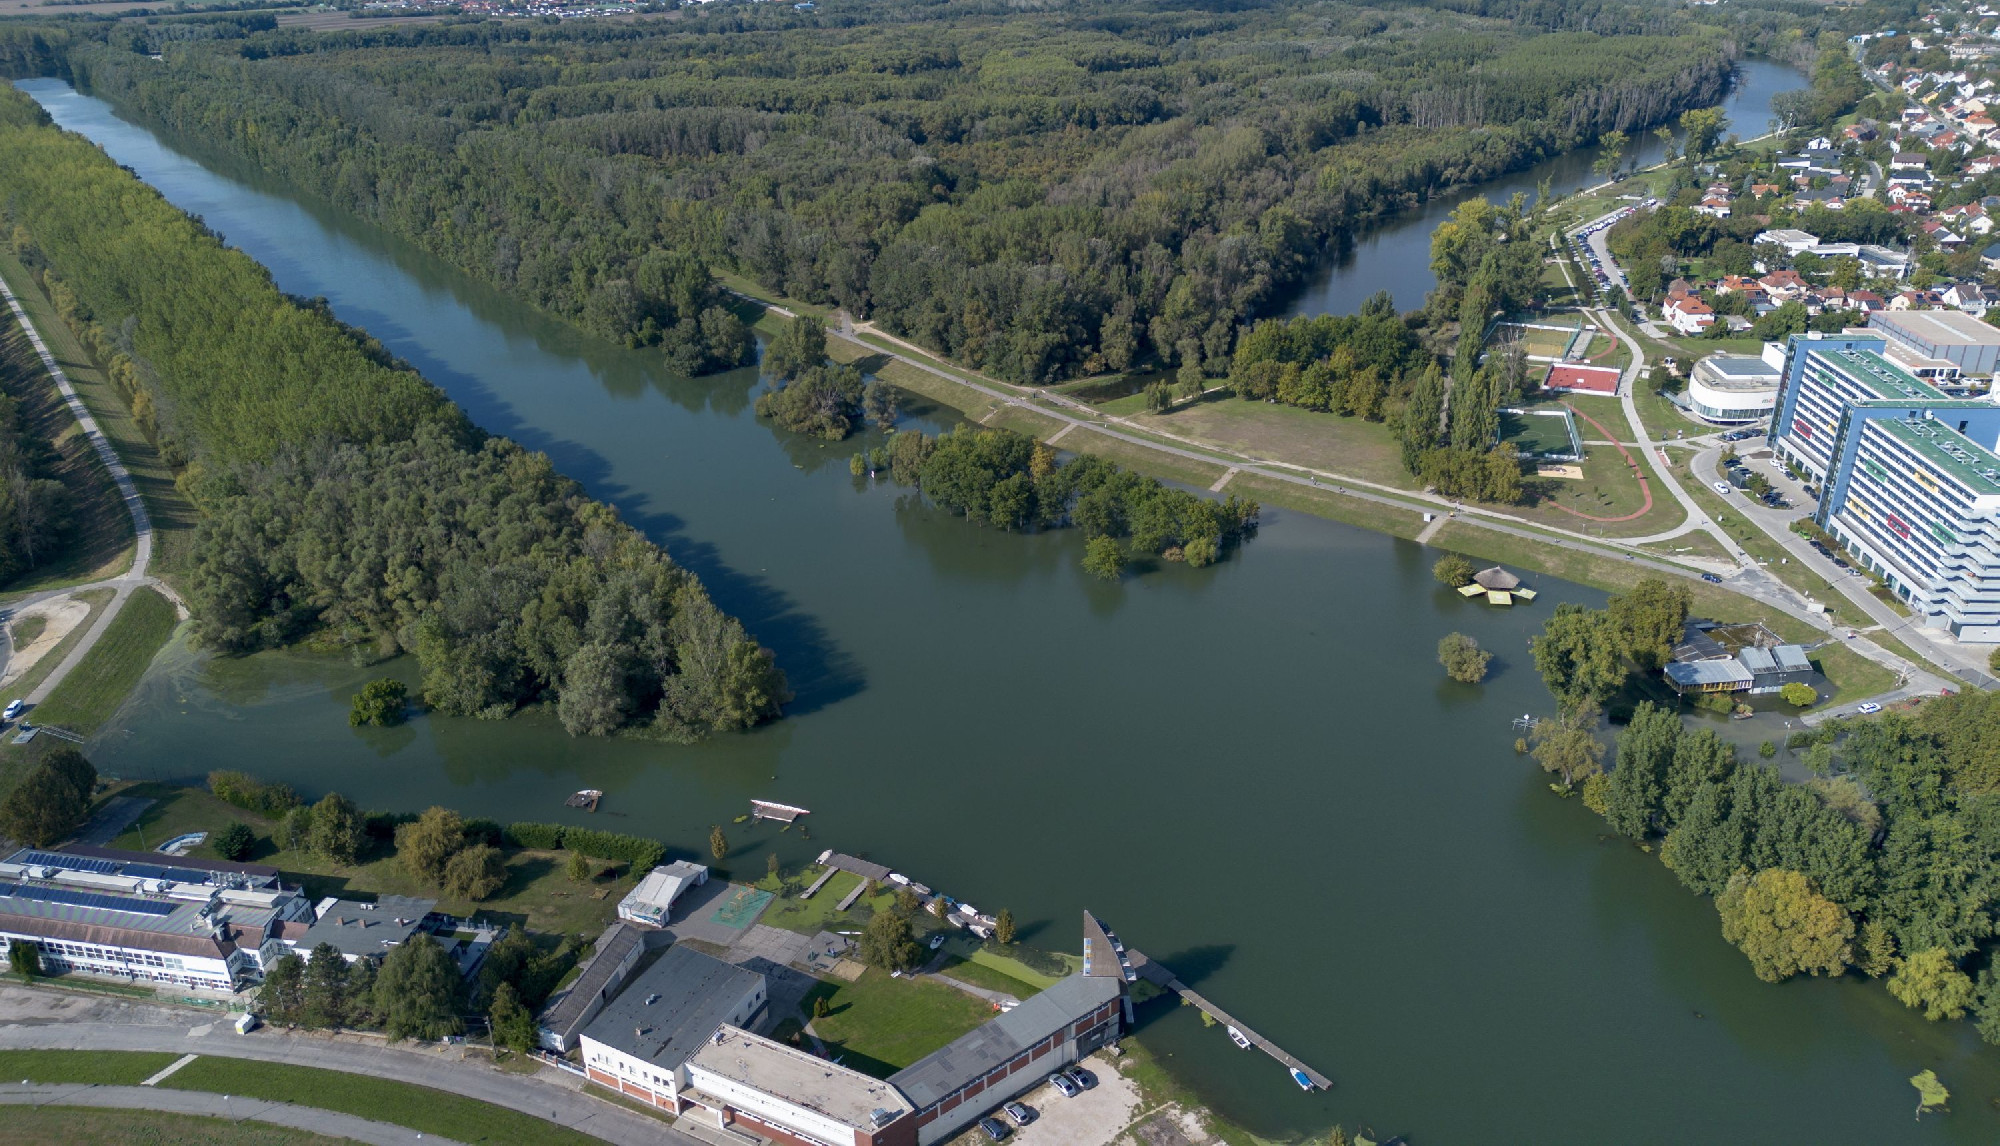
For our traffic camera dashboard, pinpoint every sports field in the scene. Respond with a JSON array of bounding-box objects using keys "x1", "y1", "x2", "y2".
[{"x1": 1500, "y1": 410, "x2": 1581, "y2": 458}]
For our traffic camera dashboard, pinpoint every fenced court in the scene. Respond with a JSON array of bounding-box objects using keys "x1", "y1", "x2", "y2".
[
  {"x1": 709, "y1": 886, "x2": 774, "y2": 929},
  {"x1": 1488, "y1": 316, "x2": 1576, "y2": 360},
  {"x1": 1500, "y1": 408, "x2": 1583, "y2": 461}
]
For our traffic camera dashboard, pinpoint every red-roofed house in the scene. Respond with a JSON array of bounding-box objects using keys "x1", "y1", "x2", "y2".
[
  {"x1": 1759, "y1": 270, "x2": 1810, "y2": 301},
  {"x1": 1542, "y1": 364, "x2": 1623, "y2": 395},
  {"x1": 1664, "y1": 294, "x2": 1716, "y2": 335}
]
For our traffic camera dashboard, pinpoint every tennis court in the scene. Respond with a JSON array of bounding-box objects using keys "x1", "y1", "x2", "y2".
[
  {"x1": 709, "y1": 886, "x2": 775, "y2": 929},
  {"x1": 1500, "y1": 409, "x2": 1583, "y2": 459}
]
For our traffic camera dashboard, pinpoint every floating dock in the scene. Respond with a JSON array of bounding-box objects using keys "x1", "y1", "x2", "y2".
[
  {"x1": 1123, "y1": 944, "x2": 1333, "y2": 1092},
  {"x1": 751, "y1": 799, "x2": 811, "y2": 823}
]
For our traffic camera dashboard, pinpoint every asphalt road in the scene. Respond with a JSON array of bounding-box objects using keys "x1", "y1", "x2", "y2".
[{"x1": 0, "y1": 985, "x2": 697, "y2": 1146}]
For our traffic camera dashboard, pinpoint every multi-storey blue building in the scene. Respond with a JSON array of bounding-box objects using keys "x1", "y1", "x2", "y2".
[{"x1": 1769, "y1": 333, "x2": 2000, "y2": 642}]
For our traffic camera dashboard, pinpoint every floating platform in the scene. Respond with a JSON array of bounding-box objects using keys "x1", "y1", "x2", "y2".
[{"x1": 751, "y1": 799, "x2": 811, "y2": 823}]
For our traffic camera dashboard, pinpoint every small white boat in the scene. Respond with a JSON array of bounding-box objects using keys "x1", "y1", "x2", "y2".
[
  {"x1": 1227, "y1": 1025, "x2": 1251, "y2": 1050},
  {"x1": 1290, "y1": 1067, "x2": 1313, "y2": 1091}
]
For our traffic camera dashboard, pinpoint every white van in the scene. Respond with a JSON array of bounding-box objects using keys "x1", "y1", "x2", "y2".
[{"x1": 235, "y1": 1012, "x2": 259, "y2": 1035}]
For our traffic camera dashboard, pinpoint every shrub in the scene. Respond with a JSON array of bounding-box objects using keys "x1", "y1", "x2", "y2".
[
  {"x1": 1780, "y1": 681, "x2": 1817, "y2": 707},
  {"x1": 348, "y1": 678, "x2": 408, "y2": 727},
  {"x1": 1433, "y1": 554, "x2": 1476, "y2": 587},
  {"x1": 564, "y1": 828, "x2": 666, "y2": 871},
  {"x1": 1438, "y1": 632, "x2": 1492, "y2": 683},
  {"x1": 213, "y1": 821, "x2": 257, "y2": 861},
  {"x1": 208, "y1": 770, "x2": 300, "y2": 815},
  {"x1": 504, "y1": 822, "x2": 566, "y2": 850}
]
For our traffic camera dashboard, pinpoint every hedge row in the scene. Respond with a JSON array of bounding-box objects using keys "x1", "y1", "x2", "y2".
[
  {"x1": 207, "y1": 770, "x2": 300, "y2": 816},
  {"x1": 503, "y1": 822, "x2": 665, "y2": 870}
]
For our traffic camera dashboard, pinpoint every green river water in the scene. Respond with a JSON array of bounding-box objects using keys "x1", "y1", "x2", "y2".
[{"x1": 19, "y1": 76, "x2": 2000, "y2": 1144}]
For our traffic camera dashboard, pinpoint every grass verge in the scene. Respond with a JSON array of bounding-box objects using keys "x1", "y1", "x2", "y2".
[
  {"x1": 0, "y1": 1048, "x2": 181, "y2": 1084},
  {"x1": 161, "y1": 1056, "x2": 606, "y2": 1146},
  {"x1": 0, "y1": 1106, "x2": 346, "y2": 1146},
  {"x1": 1230, "y1": 474, "x2": 1427, "y2": 540},
  {"x1": 0, "y1": 586, "x2": 114, "y2": 713},
  {"x1": 27, "y1": 586, "x2": 178, "y2": 735}
]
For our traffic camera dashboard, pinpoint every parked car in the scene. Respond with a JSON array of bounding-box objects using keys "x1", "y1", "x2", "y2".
[
  {"x1": 1003, "y1": 1102, "x2": 1034, "y2": 1127},
  {"x1": 1049, "y1": 1072, "x2": 1080, "y2": 1098},
  {"x1": 1, "y1": 699, "x2": 20, "y2": 723},
  {"x1": 1065, "y1": 1066, "x2": 1097, "y2": 1091},
  {"x1": 1701, "y1": 572, "x2": 1723, "y2": 583},
  {"x1": 1713, "y1": 481, "x2": 1733, "y2": 495},
  {"x1": 977, "y1": 1116, "x2": 1011, "y2": 1141},
  {"x1": 1857, "y1": 702, "x2": 1884, "y2": 715}
]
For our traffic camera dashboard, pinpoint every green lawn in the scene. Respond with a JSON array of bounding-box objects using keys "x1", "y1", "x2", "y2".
[
  {"x1": 1066, "y1": 427, "x2": 1231, "y2": 489},
  {"x1": 1811, "y1": 643, "x2": 1897, "y2": 707},
  {"x1": 26, "y1": 586, "x2": 179, "y2": 735},
  {"x1": 1130, "y1": 397, "x2": 1416, "y2": 489},
  {"x1": 0, "y1": 1048, "x2": 181, "y2": 1084},
  {"x1": 804, "y1": 967, "x2": 994, "y2": 1078},
  {"x1": 2, "y1": 1106, "x2": 347, "y2": 1146},
  {"x1": 937, "y1": 956, "x2": 1045, "y2": 999},
  {"x1": 0, "y1": 586, "x2": 114, "y2": 728},
  {"x1": 161, "y1": 1056, "x2": 605, "y2": 1146},
  {"x1": 962, "y1": 945, "x2": 1074, "y2": 989}
]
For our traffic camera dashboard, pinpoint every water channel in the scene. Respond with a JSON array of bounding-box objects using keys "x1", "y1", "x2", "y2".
[
  {"x1": 21, "y1": 72, "x2": 2000, "y2": 1143},
  {"x1": 1284, "y1": 58, "x2": 1812, "y2": 318}
]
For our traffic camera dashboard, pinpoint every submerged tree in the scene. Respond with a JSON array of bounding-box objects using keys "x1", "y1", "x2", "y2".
[{"x1": 1437, "y1": 632, "x2": 1492, "y2": 684}]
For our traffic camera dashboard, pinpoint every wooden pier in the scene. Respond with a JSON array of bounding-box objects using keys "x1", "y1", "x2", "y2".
[{"x1": 1124, "y1": 945, "x2": 1333, "y2": 1091}]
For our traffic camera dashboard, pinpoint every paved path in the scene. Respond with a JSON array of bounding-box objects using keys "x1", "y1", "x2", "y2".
[
  {"x1": 0, "y1": 986, "x2": 696, "y2": 1146},
  {"x1": 0, "y1": 1082, "x2": 465, "y2": 1145},
  {"x1": 0, "y1": 268, "x2": 176, "y2": 713}
]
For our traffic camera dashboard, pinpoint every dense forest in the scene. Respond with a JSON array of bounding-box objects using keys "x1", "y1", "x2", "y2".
[
  {"x1": 0, "y1": 1, "x2": 1742, "y2": 384},
  {"x1": 0, "y1": 86, "x2": 785, "y2": 740}
]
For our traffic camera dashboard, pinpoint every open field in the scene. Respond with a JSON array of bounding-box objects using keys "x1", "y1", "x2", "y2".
[
  {"x1": 937, "y1": 956, "x2": 1045, "y2": 999},
  {"x1": 0, "y1": 253, "x2": 197, "y2": 577},
  {"x1": 1494, "y1": 322, "x2": 1577, "y2": 358},
  {"x1": 1062, "y1": 427, "x2": 1231, "y2": 488},
  {"x1": 0, "y1": 1106, "x2": 348, "y2": 1146},
  {"x1": 803, "y1": 966, "x2": 994, "y2": 1078},
  {"x1": 1511, "y1": 441, "x2": 1685, "y2": 540},
  {"x1": 161, "y1": 1056, "x2": 607, "y2": 1146},
  {"x1": 26, "y1": 586, "x2": 178, "y2": 736},
  {"x1": 0, "y1": 315, "x2": 134, "y2": 596},
  {"x1": 1130, "y1": 398, "x2": 1417, "y2": 488}
]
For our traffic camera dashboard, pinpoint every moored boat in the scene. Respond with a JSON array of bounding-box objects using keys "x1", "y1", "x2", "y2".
[
  {"x1": 1227, "y1": 1025, "x2": 1252, "y2": 1049},
  {"x1": 1290, "y1": 1067, "x2": 1313, "y2": 1091}
]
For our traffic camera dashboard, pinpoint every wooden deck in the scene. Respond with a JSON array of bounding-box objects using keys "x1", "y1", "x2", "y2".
[{"x1": 1125, "y1": 946, "x2": 1332, "y2": 1091}]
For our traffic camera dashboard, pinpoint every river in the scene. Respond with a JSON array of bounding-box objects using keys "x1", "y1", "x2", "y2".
[
  {"x1": 20, "y1": 74, "x2": 2000, "y2": 1143},
  {"x1": 1285, "y1": 58, "x2": 1811, "y2": 318}
]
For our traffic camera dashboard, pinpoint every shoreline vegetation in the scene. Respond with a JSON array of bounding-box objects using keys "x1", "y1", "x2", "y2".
[{"x1": 0, "y1": 84, "x2": 786, "y2": 743}]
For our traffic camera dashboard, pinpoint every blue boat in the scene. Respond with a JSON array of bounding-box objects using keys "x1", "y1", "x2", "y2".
[{"x1": 1290, "y1": 1067, "x2": 1313, "y2": 1091}]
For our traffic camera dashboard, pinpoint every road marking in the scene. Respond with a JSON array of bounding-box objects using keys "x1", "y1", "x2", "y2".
[{"x1": 142, "y1": 1053, "x2": 198, "y2": 1086}]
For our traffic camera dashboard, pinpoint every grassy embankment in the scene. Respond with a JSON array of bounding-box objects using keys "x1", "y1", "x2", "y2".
[
  {"x1": 0, "y1": 308, "x2": 133, "y2": 596},
  {"x1": 0, "y1": 251, "x2": 197, "y2": 576},
  {"x1": 801, "y1": 968, "x2": 993, "y2": 1077},
  {"x1": 109, "y1": 783, "x2": 639, "y2": 938},
  {"x1": 25, "y1": 586, "x2": 179, "y2": 736}
]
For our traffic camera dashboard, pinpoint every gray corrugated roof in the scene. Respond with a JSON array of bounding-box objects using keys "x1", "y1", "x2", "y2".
[
  {"x1": 540, "y1": 921, "x2": 644, "y2": 1037},
  {"x1": 889, "y1": 975, "x2": 1121, "y2": 1107},
  {"x1": 1774, "y1": 645, "x2": 1812, "y2": 672},
  {"x1": 1738, "y1": 646, "x2": 1777, "y2": 674},
  {"x1": 580, "y1": 944, "x2": 764, "y2": 1069}
]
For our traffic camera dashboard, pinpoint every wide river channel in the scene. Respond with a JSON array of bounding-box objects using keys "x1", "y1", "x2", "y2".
[{"x1": 23, "y1": 65, "x2": 2000, "y2": 1142}]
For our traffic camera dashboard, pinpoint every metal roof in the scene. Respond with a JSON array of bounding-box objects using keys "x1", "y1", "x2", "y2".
[
  {"x1": 1664, "y1": 659, "x2": 1754, "y2": 687},
  {"x1": 580, "y1": 944, "x2": 765, "y2": 1070},
  {"x1": 888, "y1": 975, "x2": 1122, "y2": 1108},
  {"x1": 295, "y1": 895, "x2": 435, "y2": 958},
  {"x1": 1774, "y1": 645, "x2": 1812, "y2": 672},
  {"x1": 540, "y1": 922, "x2": 645, "y2": 1040}
]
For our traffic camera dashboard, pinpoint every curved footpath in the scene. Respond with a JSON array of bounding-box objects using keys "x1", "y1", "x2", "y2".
[
  {"x1": 0, "y1": 985, "x2": 697, "y2": 1146},
  {"x1": 0, "y1": 1082, "x2": 465, "y2": 1146},
  {"x1": 0, "y1": 267, "x2": 182, "y2": 710}
]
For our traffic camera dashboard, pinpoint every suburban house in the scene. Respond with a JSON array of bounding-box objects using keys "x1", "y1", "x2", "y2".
[{"x1": 1664, "y1": 293, "x2": 1715, "y2": 335}]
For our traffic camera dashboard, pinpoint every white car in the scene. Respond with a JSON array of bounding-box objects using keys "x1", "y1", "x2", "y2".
[
  {"x1": 1856, "y1": 702, "x2": 1883, "y2": 715},
  {"x1": 1, "y1": 699, "x2": 21, "y2": 723},
  {"x1": 1712, "y1": 481, "x2": 1733, "y2": 495}
]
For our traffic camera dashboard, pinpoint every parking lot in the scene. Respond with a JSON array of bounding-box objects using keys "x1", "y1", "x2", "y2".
[{"x1": 946, "y1": 1053, "x2": 1144, "y2": 1146}]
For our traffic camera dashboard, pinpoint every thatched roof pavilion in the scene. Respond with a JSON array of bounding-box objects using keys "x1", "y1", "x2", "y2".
[{"x1": 1472, "y1": 566, "x2": 1521, "y2": 591}]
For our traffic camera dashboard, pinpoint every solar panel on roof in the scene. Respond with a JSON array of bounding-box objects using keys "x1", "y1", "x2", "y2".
[
  {"x1": 14, "y1": 850, "x2": 210, "y2": 884},
  {"x1": 0, "y1": 882, "x2": 178, "y2": 916}
]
